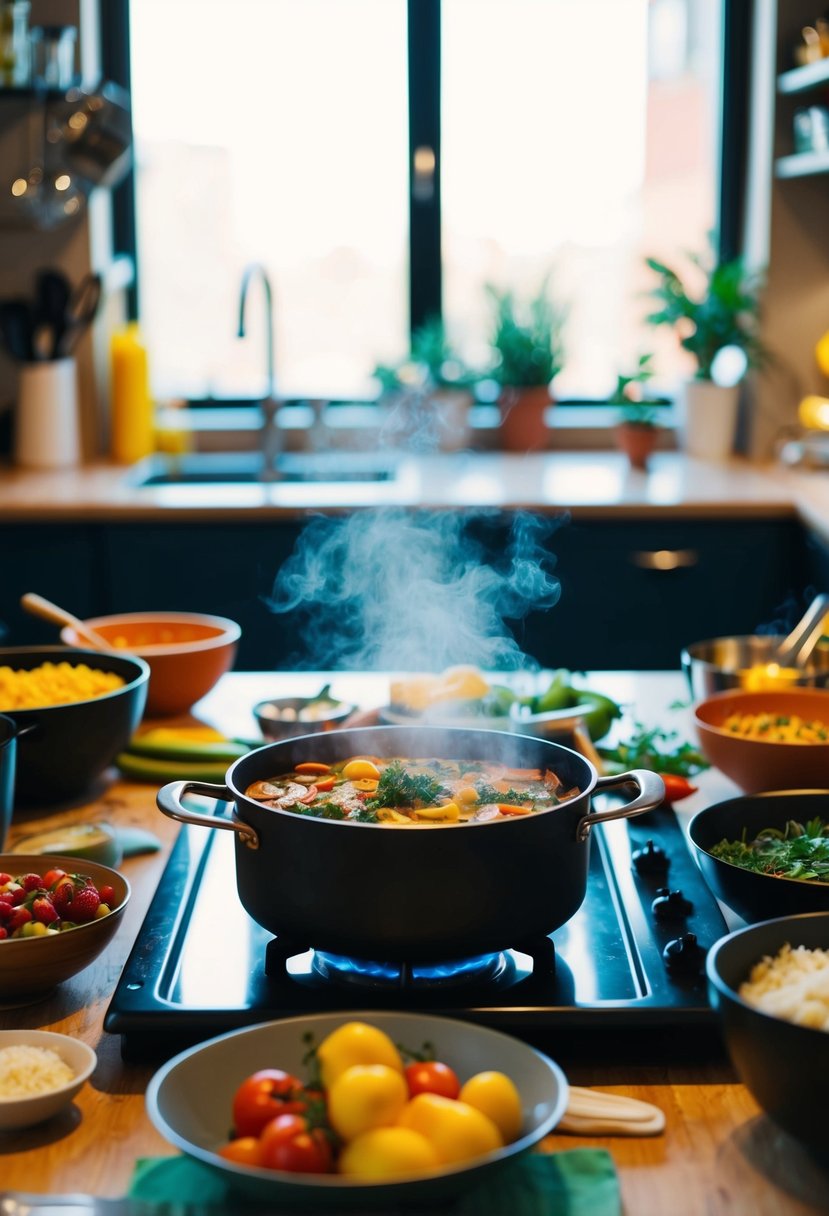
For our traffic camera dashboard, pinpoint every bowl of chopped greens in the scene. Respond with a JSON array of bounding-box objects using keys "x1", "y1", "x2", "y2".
[{"x1": 688, "y1": 792, "x2": 829, "y2": 923}]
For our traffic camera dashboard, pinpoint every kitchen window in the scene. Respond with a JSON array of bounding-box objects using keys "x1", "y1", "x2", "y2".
[{"x1": 110, "y1": 0, "x2": 732, "y2": 405}]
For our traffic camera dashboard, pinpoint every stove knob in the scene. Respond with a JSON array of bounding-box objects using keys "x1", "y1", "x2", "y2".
[
  {"x1": 651, "y1": 888, "x2": 694, "y2": 920},
  {"x1": 663, "y1": 932, "x2": 706, "y2": 975},
  {"x1": 631, "y1": 839, "x2": 670, "y2": 876}
]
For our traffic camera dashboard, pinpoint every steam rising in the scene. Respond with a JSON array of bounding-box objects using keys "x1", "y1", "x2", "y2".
[{"x1": 267, "y1": 508, "x2": 563, "y2": 671}]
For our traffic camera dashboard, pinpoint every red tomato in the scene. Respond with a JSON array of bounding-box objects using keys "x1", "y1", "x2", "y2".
[
  {"x1": 658, "y1": 773, "x2": 698, "y2": 803},
  {"x1": 259, "y1": 1113, "x2": 333, "y2": 1174},
  {"x1": 231, "y1": 1069, "x2": 310, "y2": 1137},
  {"x1": 404, "y1": 1060, "x2": 461, "y2": 1100},
  {"x1": 42, "y1": 868, "x2": 67, "y2": 889},
  {"x1": 218, "y1": 1136, "x2": 264, "y2": 1167}
]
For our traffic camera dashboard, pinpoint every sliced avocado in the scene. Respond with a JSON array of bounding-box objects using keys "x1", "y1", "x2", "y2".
[
  {"x1": 127, "y1": 735, "x2": 250, "y2": 764},
  {"x1": 116, "y1": 752, "x2": 231, "y2": 784},
  {"x1": 12, "y1": 822, "x2": 123, "y2": 867}
]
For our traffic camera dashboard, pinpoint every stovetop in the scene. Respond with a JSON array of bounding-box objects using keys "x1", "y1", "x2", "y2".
[{"x1": 106, "y1": 796, "x2": 729, "y2": 1061}]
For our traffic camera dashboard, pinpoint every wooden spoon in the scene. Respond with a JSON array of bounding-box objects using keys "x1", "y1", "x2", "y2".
[{"x1": 20, "y1": 592, "x2": 113, "y2": 651}]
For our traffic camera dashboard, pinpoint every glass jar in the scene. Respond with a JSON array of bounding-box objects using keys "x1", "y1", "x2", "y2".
[
  {"x1": 0, "y1": 0, "x2": 31, "y2": 87},
  {"x1": 29, "y1": 23, "x2": 77, "y2": 90}
]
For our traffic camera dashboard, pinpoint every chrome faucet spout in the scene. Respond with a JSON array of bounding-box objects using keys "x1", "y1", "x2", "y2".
[{"x1": 237, "y1": 262, "x2": 278, "y2": 476}]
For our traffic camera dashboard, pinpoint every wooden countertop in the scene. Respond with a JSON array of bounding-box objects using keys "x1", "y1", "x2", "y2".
[
  {"x1": 0, "y1": 452, "x2": 821, "y2": 532},
  {"x1": 1, "y1": 671, "x2": 828, "y2": 1215}
]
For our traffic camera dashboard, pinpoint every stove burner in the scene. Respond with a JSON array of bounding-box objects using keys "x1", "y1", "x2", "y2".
[{"x1": 311, "y1": 950, "x2": 509, "y2": 990}]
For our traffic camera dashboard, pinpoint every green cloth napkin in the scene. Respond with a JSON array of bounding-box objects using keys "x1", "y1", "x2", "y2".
[{"x1": 128, "y1": 1148, "x2": 620, "y2": 1216}]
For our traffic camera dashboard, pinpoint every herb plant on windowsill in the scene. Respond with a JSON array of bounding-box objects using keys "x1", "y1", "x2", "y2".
[
  {"x1": 372, "y1": 317, "x2": 477, "y2": 452},
  {"x1": 610, "y1": 354, "x2": 662, "y2": 471},
  {"x1": 486, "y1": 278, "x2": 567, "y2": 453}
]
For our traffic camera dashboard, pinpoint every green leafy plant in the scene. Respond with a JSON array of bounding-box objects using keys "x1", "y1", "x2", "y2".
[
  {"x1": 486, "y1": 279, "x2": 567, "y2": 388},
  {"x1": 372, "y1": 316, "x2": 476, "y2": 395},
  {"x1": 645, "y1": 244, "x2": 767, "y2": 381},
  {"x1": 609, "y1": 353, "x2": 658, "y2": 427}
]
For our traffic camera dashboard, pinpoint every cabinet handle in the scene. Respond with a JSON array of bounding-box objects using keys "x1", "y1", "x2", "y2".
[{"x1": 629, "y1": 548, "x2": 699, "y2": 571}]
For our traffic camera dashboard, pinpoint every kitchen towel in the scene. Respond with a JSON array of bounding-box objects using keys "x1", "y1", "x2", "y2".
[{"x1": 128, "y1": 1147, "x2": 620, "y2": 1215}]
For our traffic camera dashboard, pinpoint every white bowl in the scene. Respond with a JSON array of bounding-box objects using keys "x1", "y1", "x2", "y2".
[
  {"x1": 146, "y1": 1010, "x2": 568, "y2": 1207},
  {"x1": 0, "y1": 1030, "x2": 96, "y2": 1129}
]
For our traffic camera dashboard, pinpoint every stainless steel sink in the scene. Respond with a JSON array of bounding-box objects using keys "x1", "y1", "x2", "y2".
[{"x1": 131, "y1": 451, "x2": 399, "y2": 486}]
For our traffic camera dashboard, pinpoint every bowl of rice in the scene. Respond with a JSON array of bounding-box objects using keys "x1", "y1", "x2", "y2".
[
  {"x1": 0, "y1": 1029, "x2": 96, "y2": 1129},
  {"x1": 706, "y1": 911, "x2": 829, "y2": 1158},
  {"x1": 0, "y1": 646, "x2": 149, "y2": 804},
  {"x1": 693, "y1": 688, "x2": 829, "y2": 794}
]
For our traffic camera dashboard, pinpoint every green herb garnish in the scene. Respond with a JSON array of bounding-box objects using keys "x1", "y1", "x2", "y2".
[
  {"x1": 367, "y1": 761, "x2": 447, "y2": 809},
  {"x1": 710, "y1": 816, "x2": 829, "y2": 882},
  {"x1": 598, "y1": 723, "x2": 709, "y2": 777}
]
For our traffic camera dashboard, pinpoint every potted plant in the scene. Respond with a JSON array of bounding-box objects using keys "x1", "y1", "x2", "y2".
[
  {"x1": 610, "y1": 353, "x2": 662, "y2": 469},
  {"x1": 372, "y1": 317, "x2": 476, "y2": 451},
  {"x1": 486, "y1": 278, "x2": 566, "y2": 452},
  {"x1": 645, "y1": 245, "x2": 767, "y2": 460}
]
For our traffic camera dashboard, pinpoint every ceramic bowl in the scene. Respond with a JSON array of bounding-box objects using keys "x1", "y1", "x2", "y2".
[
  {"x1": 61, "y1": 611, "x2": 241, "y2": 718},
  {"x1": 0, "y1": 646, "x2": 149, "y2": 803},
  {"x1": 688, "y1": 791, "x2": 829, "y2": 923},
  {"x1": 146, "y1": 1010, "x2": 569, "y2": 1208},
  {"x1": 0, "y1": 1030, "x2": 97, "y2": 1129},
  {"x1": 0, "y1": 853, "x2": 130, "y2": 1005},
  {"x1": 706, "y1": 912, "x2": 829, "y2": 1160},
  {"x1": 682, "y1": 634, "x2": 829, "y2": 700},
  {"x1": 692, "y1": 687, "x2": 829, "y2": 794},
  {"x1": 254, "y1": 695, "x2": 355, "y2": 742}
]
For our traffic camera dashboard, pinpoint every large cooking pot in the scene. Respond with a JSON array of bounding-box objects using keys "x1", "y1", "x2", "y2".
[{"x1": 157, "y1": 726, "x2": 664, "y2": 962}]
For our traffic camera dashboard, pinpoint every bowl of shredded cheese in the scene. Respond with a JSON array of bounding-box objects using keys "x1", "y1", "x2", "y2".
[
  {"x1": 0, "y1": 1030, "x2": 96, "y2": 1129},
  {"x1": 693, "y1": 688, "x2": 829, "y2": 794},
  {"x1": 0, "y1": 647, "x2": 149, "y2": 804}
]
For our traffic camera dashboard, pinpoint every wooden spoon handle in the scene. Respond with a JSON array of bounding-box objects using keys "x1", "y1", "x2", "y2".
[{"x1": 20, "y1": 593, "x2": 110, "y2": 650}]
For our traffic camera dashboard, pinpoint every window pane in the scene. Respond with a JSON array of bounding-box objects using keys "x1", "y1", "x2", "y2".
[
  {"x1": 441, "y1": 0, "x2": 722, "y2": 397},
  {"x1": 129, "y1": 0, "x2": 409, "y2": 400}
]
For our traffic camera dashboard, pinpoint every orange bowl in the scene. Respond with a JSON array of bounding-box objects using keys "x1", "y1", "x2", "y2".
[
  {"x1": 60, "y1": 612, "x2": 241, "y2": 717},
  {"x1": 693, "y1": 687, "x2": 829, "y2": 794}
]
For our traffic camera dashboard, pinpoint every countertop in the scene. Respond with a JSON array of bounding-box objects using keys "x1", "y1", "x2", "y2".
[
  {"x1": 0, "y1": 452, "x2": 826, "y2": 538},
  {"x1": 2, "y1": 670, "x2": 829, "y2": 1215}
]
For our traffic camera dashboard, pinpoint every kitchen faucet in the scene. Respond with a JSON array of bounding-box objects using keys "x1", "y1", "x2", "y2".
[{"x1": 237, "y1": 262, "x2": 279, "y2": 478}]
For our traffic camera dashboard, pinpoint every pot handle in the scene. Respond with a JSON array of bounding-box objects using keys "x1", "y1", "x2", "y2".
[
  {"x1": 156, "y1": 780, "x2": 260, "y2": 850},
  {"x1": 575, "y1": 769, "x2": 665, "y2": 842}
]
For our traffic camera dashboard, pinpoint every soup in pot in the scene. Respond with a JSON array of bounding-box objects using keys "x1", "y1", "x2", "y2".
[{"x1": 244, "y1": 755, "x2": 580, "y2": 824}]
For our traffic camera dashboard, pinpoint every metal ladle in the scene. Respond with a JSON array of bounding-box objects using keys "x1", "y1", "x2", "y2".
[
  {"x1": 774, "y1": 593, "x2": 829, "y2": 668},
  {"x1": 20, "y1": 592, "x2": 112, "y2": 650}
]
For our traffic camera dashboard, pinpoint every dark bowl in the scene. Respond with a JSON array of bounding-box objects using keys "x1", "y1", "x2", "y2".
[
  {"x1": 688, "y1": 791, "x2": 829, "y2": 923},
  {"x1": 253, "y1": 695, "x2": 355, "y2": 742},
  {"x1": 0, "y1": 647, "x2": 149, "y2": 804},
  {"x1": 706, "y1": 912, "x2": 829, "y2": 1159}
]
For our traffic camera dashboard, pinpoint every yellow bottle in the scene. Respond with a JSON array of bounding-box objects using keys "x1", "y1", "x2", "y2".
[{"x1": 110, "y1": 323, "x2": 154, "y2": 463}]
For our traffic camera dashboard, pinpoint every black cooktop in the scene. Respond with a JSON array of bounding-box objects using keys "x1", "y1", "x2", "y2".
[{"x1": 105, "y1": 796, "x2": 729, "y2": 1062}]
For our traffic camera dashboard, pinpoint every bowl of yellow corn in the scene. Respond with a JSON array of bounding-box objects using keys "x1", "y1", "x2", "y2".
[
  {"x1": 693, "y1": 687, "x2": 829, "y2": 794},
  {"x1": 0, "y1": 647, "x2": 149, "y2": 805}
]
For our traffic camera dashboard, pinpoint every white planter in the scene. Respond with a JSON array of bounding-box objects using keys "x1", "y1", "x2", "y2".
[{"x1": 676, "y1": 379, "x2": 740, "y2": 461}]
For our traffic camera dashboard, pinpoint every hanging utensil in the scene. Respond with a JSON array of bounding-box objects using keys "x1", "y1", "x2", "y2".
[
  {"x1": 57, "y1": 272, "x2": 102, "y2": 356},
  {"x1": 20, "y1": 592, "x2": 112, "y2": 651},
  {"x1": 775, "y1": 593, "x2": 829, "y2": 668}
]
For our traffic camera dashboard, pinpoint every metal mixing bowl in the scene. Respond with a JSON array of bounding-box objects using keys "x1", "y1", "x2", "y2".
[{"x1": 681, "y1": 635, "x2": 829, "y2": 700}]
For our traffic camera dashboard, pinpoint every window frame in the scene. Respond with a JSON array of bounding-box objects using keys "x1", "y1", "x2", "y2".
[{"x1": 103, "y1": 0, "x2": 748, "y2": 404}]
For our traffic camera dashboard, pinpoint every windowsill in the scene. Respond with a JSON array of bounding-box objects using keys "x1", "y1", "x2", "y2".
[{"x1": 156, "y1": 403, "x2": 679, "y2": 455}]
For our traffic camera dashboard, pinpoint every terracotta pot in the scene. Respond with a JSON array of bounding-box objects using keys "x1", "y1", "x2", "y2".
[
  {"x1": 498, "y1": 385, "x2": 552, "y2": 452},
  {"x1": 614, "y1": 422, "x2": 660, "y2": 470}
]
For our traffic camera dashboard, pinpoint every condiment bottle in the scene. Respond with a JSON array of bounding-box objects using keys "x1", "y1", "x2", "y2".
[{"x1": 110, "y1": 322, "x2": 154, "y2": 463}]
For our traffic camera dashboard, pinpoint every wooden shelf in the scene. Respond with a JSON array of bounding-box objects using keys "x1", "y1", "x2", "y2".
[
  {"x1": 778, "y1": 57, "x2": 829, "y2": 95},
  {"x1": 775, "y1": 148, "x2": 829, "y2": 178}
]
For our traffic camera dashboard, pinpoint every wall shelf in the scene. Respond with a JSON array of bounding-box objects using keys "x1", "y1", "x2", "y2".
[
  {"x1": 775, "y1": 148, "x2": 829, "y2": 178},
  {"x1": 778, "y1": 57, "x2": 829, "y2": 95}
]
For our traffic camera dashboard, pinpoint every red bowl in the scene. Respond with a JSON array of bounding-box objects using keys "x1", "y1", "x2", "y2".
[
  {"x1": 61, "y1": 612, "x2": 240, "y2": 717},
  {"x1": 693, "y1": 687, "x2": 829, "y2": 794}
]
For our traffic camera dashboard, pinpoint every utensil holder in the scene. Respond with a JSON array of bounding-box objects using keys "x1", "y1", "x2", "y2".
[{"x1": 14, "y1": 357, "x2": 80, "y2": 468}]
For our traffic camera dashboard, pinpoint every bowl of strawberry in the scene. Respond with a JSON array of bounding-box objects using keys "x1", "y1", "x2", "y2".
[{"x1": 0, "y1": 853, "x2": 130, "y2": 1004}]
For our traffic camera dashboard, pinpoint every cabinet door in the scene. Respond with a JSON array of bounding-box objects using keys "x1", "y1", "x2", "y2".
[
  {"x1": 803, "y1": 528, "x2": 829, "y2": 592},
  {"x1": 514, "y1": 518, "x2": 807, "y2": 670},
  {"x1": 0, "y1": 524, "x2": 100, "y2": 647},
  {"x1": 100, "y1": 523, "x2": 307, "y2": 670}
]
